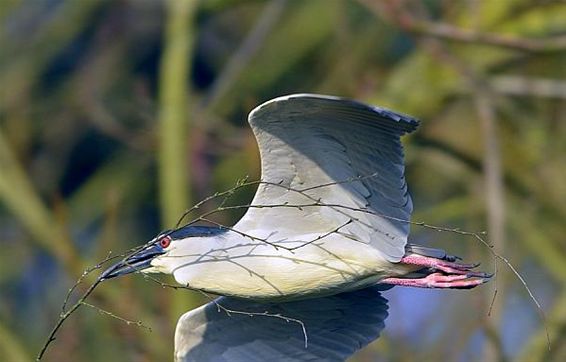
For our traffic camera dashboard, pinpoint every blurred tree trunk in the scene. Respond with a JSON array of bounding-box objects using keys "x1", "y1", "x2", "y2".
[
  {"x1": 157, "y1": 0, "x2": 201, "y2": 334},
  {"x1": 158, "y1": 0, "x2": 196, "y2": 227},
  {"x1": 477, "y1": 93, "x2": 507, "y2": 362}
]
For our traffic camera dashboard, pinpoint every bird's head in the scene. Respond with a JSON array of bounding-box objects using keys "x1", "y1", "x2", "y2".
[{"x1": 100, "y1": 226, "x2": 225, "y2": 280}]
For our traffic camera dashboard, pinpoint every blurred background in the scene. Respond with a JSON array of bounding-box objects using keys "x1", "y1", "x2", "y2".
[{"x1": 1, "y1": 0, "x2": 565, "y2": 361}]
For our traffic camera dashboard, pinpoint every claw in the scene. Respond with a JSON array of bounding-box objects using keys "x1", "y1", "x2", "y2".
[
  {"x1": 444, "y1": 254, "x2": 463, "y2": 262},
  {"x1": 465, "y1": 271, "x2": 492, "y2": 278}
]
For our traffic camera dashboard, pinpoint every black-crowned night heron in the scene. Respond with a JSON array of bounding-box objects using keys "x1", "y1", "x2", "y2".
[{"x1": 102, "y1": 94, "x2": 490, "y2": 361}]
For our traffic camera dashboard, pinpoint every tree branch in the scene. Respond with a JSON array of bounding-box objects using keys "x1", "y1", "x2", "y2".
[
  {"x1": 358, "y1": 0, "x2": 566, "y2": 52},
  {"x1": 37, "y1": 175, "x2": 549, "y2": 359}
]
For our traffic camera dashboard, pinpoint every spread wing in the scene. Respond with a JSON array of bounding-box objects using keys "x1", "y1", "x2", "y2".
[
  {"x1": 234, "y1": 94, "x2": 418, "y2": 261},
  {"x1": 174, "y1": 287, "x2": 388, "y2": 361}
]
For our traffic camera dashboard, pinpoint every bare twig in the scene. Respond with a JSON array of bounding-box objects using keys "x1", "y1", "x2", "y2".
[
  {"x1": 175, "y1": 176, "x2": 257, "y2": 228},
  {"x1": 81, "y1": 302, "x2": 152, "y2": 331},
  {"x1": 36, "y1": 275, "x2": 101, "y2": 360},
  {"x1": 359, "y1": 0, "x2": 566, "y2": 52},
  {"x1": 39, "y1": 173, "x2": 548, "y2": 358},
  {"x1": 402, "y1": 20, "x2": 566, "y2": 52},
  {"x1": 173, "y1": 176, "x2": 547, "y2": 348},
  {"x1": 358, "y1": 1, "x2": 551, "y2": 348},
  {"x1": 142, "y1": 274, "x2": 309, "y2": 348},
  {"x1": 490, "y1": 76, "x2": 566, "y2": 99},
  {"x1": 413, "y1": 37, "x2": 551, "y2": 352},
  {"x1": 173, "y1": 176, "x2": 542, "y2": 326},
  {"x1": 204, "y1": 292, "x2": 309, "y2": 349},
  {"x1": 36, "y1": 247, "x2": 146, "y2": 360},
  {"x1": 61, "y1": 252, "x2": 116, "y2": 313}
]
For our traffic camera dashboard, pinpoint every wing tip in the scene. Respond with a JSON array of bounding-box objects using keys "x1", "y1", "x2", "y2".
[{"x1": 250, "y1": 93, "x2": 420, "y2": 134}]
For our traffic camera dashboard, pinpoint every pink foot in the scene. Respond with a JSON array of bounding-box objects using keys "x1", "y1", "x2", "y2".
[
  {"x1": 381, "y1": 273, "x2": 489, "y2": 289},
  {"x1": 399, "y1": 255, "x2": 489, "y2": 278}
]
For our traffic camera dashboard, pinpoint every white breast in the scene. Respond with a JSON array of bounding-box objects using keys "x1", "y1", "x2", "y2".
[{"x1": 169, "y1": 232, "x2": 391, "y2": 301}]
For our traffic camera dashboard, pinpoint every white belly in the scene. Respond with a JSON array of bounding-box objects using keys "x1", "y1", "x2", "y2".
[{"x1": 170, "y1": 235, "x2": 392, "y2": 301}]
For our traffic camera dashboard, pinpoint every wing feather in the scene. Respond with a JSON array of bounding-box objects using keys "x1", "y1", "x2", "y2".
[
  {"x1": 174, "y1": 287, "x2": 388, "y2": 361},
  {"x1": 234, "y1": 94, "x2": 418, "y2": 261}
]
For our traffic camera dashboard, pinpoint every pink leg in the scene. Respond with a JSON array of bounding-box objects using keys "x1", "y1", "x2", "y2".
[
  {"x1": 381, "y1": 273, "x2": 489, "y2": 289},
  {"x1": 399, "y1": 254, "x2": 489, "y2": 278}
]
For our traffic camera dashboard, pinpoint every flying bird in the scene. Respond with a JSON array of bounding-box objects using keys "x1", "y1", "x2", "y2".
[{"x1": 102, "y1": 94, "x2": 490, "y2": 361}]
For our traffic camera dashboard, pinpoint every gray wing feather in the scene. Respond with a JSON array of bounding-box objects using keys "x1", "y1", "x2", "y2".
[
  {"x1": 174, "y1": 287, "x2": 388, "y2": 361},
  {"x1": 234, "y1": 94, "x2": 418, "y2": 261}
]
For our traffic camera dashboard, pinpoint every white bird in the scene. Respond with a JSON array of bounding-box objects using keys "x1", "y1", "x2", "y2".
[{"x1": 102, "y1": 94, "x2": 490, "y2": 361}]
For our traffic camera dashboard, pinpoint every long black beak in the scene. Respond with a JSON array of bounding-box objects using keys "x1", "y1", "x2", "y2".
[{"x1": 100, "y1": 244, "x2": 165, "y2": 280}]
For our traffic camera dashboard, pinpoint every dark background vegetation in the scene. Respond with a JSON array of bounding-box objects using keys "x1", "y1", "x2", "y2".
[{"x1": 1, "y1": 0, "x2": 565, "y2": 361}]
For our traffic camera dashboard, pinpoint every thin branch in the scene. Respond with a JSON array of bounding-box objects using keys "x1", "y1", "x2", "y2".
[
  {"x1": 173, "y1": 176, "x2": 547, "y2": 346},
  {"x1": 403, "y1": 20, "x2": 566, "y2": 52},
  {"x1": 143, "y1": 274, "x2": 309, "y2": 348},
  {"x1": 36, "y1": 275, "x2": 101, "y2": 361},
  {"x1": 61, "y1": 254, "x2": 111, "y2": 314},
  {"x1": 356, "y1": 2, "x2": 552, "y2": 347},
  {"x1": 36, "y1": 247, "x2": 146, "y2": 361},
  {"x1": 174, "y1": 177, "x2": 542, "y2": 326},
  {"x1": 205, "y1": 293, "x2": 309, "y2": 349},
  {"x1": 490, "y1": 76, "x2": 566, "y2": 99},
  {"x1": 39, "y1": 174, "x2": 549, "y2": 358},
  {"x1": 175, "y1": 176, "x2": 257, "y2": 228},
  {"x1": 358, "y1": 0, "x2": 566, "y2": 52},
  {"x1": 410, "y1": 36, "x2": 550, "y2": 351},
  {"x1": 286, "y1": 220, "x2": 353, "y2": 251},
  {"x1": 81, "y1": 302, "x2": 152, "y2": 332}
]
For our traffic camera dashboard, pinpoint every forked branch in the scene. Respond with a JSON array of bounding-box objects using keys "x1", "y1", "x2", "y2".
[{"x1": 37, "y1": 175, "x2": 549, "y2": 359}]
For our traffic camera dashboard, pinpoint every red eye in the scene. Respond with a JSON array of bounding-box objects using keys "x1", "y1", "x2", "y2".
[{"x1": 159, "y1": 236, "x2": 172, "y2": 248}]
